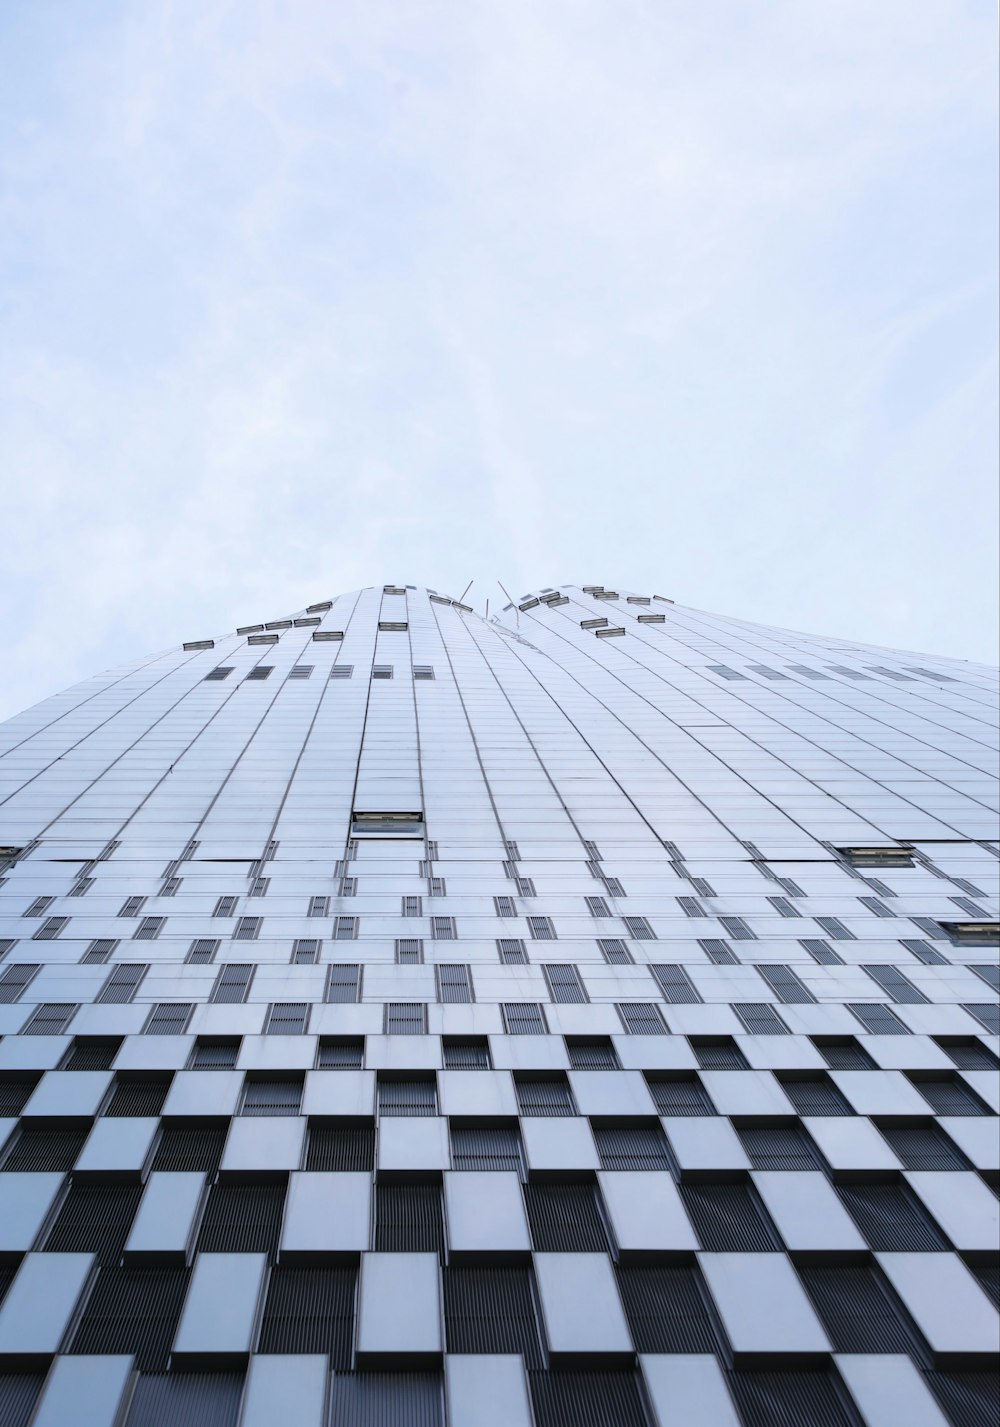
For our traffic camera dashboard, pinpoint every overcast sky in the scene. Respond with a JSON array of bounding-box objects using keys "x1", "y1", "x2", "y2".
[{"x1": 0, "y1": 1, "x2": 996, "y2": 723}]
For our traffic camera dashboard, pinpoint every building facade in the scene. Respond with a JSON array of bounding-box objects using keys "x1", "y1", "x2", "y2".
[{"x1": 0, "y1": 582, "x2": 997, "y2": 1427}]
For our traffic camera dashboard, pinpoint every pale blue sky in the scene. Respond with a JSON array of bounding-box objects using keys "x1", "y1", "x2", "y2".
[{"x1": 1, "y1": 1, "x2": 997, "y2": 722}]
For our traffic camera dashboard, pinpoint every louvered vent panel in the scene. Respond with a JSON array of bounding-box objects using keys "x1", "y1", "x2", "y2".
[
  {"x1": 150, "y1": 1123, "x2": 227, "y2": 1174},
  {"x1": 879, "y1": 1123, "x2": 969, "y2": 1170},
  {"x1": 729, "y1": 1370, "x2": 861, "y2": 1427},
  {"x1": 737, "y1": 1124, "x2": 820, "y2": 1170},
  {"x1": 692, "y1": 1041, "x2": 748, "y2": 1070},
  {"x1": 925, "y1": 1372, "x2": 998, "y2": 1427},
  {"x1": 1, "y1": 1125, "x2": 87, "y2": 1171},
  {"x1": 594, "y1": 1124, "x2": 671, "y2": 1170},
  {"x1": 378, "y1": 1079, "x2": 437, "y2": 1116},
  {"x1": 836, "y1": 1181, "x2": 950, "y2": 1251},
  {"x1": 374, "y1": 1182, "x2": 444, "y2": 1254},
  {"x1": 305, "y1": 1122, "x2": 375, "y2": 1172},
  {"x1": 450, "y1": 1124, "x2": 522, "y2": 1172},
  {"x1": 780, "y1": 1077, "x2": 852, "y2": 1116},
  {"x1": 443, "y1": 1265, "x2": 543, "y2": 1365},
  {"x1": 196, "y1": 1181, "x2": 286, "y2": 1255},
  {"x1": 0, "y1": 1075, "x2": 37, "y2": 1116},
  {"x1": 567, "y1": 1040, "x2": 619, "y2": 1069},
  {"x1": 798, "y1": 1263, "x2": 925, "y2": 1355},
  {"x1": 326, "y1": 1373, "x2": 444, "y2": 1427},
  {"x1": 523, "y1": 1183, "x2": 610, "y2": 1252},
  {"x1": 647, "y1": 1076, "x2": 714, "y2": 1116},
  {"x1": 42, "y1": 1182, "x2": 143, "y2": 1264},
  {"x1": 257, "y1": 1265, "x2": 357, "y2": 1365},
  {"x1": 816, "y1": 1040, "x2": 875, "y2": 1070},
  {"x1": 615, "y1": 1264, "x2": 720, "y2": 1353},
  {"x1": 0, "y1": 1375, "x2": 44, "y2": 1427},
  {"x1": 678, "y1": 1182, "x2": 783, "y2": 1251},
  {"x1": 443, "y1": 1039, "x2": 490, "y2": 1069},
  {"x1": 113, "y1": 1371, "x2": 242, "y2": 1427},
  {"x1": 105, "y1": 1075, "x2": 170, "y2": 1117},
  {"x1": 68, "y1": 1266, "x2": 190, "y2": 1370},
  {"x1": 915, "y1": 1076, "x2": 989, "y2": 1116},
  {"x1": 529, "y1": 1371, "x2": 649, "y2": 1427},
  {"x1": 516, "y1": 1078, "x2": 574, "y2": 1116}
]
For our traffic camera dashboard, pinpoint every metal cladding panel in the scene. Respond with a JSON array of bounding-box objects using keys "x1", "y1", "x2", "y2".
[{"x1": 0, "y1": 583, "x2": 996, "y2": 1417}]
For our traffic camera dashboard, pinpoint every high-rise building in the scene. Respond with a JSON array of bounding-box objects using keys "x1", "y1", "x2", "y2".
[{"x1": 0, "y1": 583, "x2": 997, "y2": 1427}]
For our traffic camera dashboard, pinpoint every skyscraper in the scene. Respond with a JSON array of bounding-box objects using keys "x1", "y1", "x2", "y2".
[{"x1": 0, "y1": 583, "x2": 997, "y2": 1427}]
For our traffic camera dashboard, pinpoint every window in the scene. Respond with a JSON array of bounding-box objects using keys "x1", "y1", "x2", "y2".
[
  {"x1": 384, "y1": 1002, "x2": 426, "y2": 1034},
  {"x1": 940, "y1": 921, "x2": 999, "y2": 946},
  {"x1": 289, "y1": 938, "x2": 319, "y2": 964},
  {"x1": 515, "y1": 1075, "x2": 574, "y2": 1116},
  {"x1": 132, "y1": 916, "x2": 165, "y2": 941},
  {"x1": 543, "y1": 964, "x2": 587, "y2": 1004},
  {"x1": 498, "y1": 938, "x2": 527, "y2": 963},
  {"x1": 586, "y1": 895, "x2": 612, "y2": 918},
  {"x1": 757, "y1": 965, "x2": 815, "y2": 1004},
  {"x1": 211, "y1": 963, "x2": 254, "y2": 1004},
  {"x1": 733, "y1": 1003, "x2": 789, "y2": 1034},
  {"x1": 232, "y1": 916, "x2": 262, "y2": 941},
  {"x1": 598, "y1": 938, "x2": 633, "y2": 963},
  {"x1": 527, "y1": 916, "x2": 555, "y2": 940},
  {"x1": 144, "y1": 1003, "x2": 192, "y2": 1035},
  {"x1": 98, "y1": 964, "x2": 148, "y2": 1004},
  {"x1": 501, "y1": 1002, "x2": 547, "y2": 1035},
  {"x1": 431, "y1": 916, "x2": 456, "y2": 940},
  {"x1": 266, "y1": 1002, "x2": 308, "y2": 1034},
  {"x1": 213, "y1": 896, "x2": 238, "y2": 917},
  {"x1": 23, "y1": 1002, "x2": 77, "y2": 1035},
  {"x1": 617, "y1": 1002, "x2": 666, "y2": 1034},
  {"x1": 849, "y1": 1003, "x2": 909, "y2": 1034},
  {"x1": 395, "y1": 938, "x2": 423, "y2": 964},
  {"x1": 651, "y1": 964, "x2": 701, "y2": 1004},
  {"x1": 401, "y1": 895, "x2": 423, "y2": 917},
  {"x1": 334, "y1": 916, "x2": 358, "y2": 940},
  {"x1": 241, "y1": 1078, "x2": 303, "y2": 1116},
  {"x1": 326, "y1": 964, "x2": 361, "y2": 1003}
]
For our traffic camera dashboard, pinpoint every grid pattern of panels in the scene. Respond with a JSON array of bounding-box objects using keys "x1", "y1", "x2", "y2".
[{"x1": 0, "y1": 582, "x2": 997, "y2": 1427}]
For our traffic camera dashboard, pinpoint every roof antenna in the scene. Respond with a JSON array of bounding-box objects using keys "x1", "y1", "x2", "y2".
[
  {"x1": 496, "y1": 579, "x2": 519, "y2": 625},
  {"x1": 459, "y1": 580, "x2": 474, "y2": 604}
]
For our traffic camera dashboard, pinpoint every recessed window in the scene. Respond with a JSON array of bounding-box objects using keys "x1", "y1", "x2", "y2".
[
  {"x1": 395, "y1": 938, "x2": 424, "y2": 964},
  {"x1": 288, "y1": 665, "x2": 314, "y2": 679},
  {"x1": 326, "y1": 964, "x2": 361, "y2": 1003},
  {"x1": 204, "y1": 667, "x2": 234, "y2": 681},
  {"x1": 372, "y1": 665, "x2": 394, "y2": 679},
  {"x1": 413, "y1": 666, "x2": 435, "y2": 680},
  {"x1": 498, "y1": 938, "x2": 527, "y2": 964},
  {"x1": 245, "y1": 665, "x2": 274, "y2": 680}
]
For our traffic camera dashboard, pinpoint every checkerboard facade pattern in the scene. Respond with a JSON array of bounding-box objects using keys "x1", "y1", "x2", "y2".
[{"x1": 0, "y1": 584, "x2": 997, "y2": 1427}]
